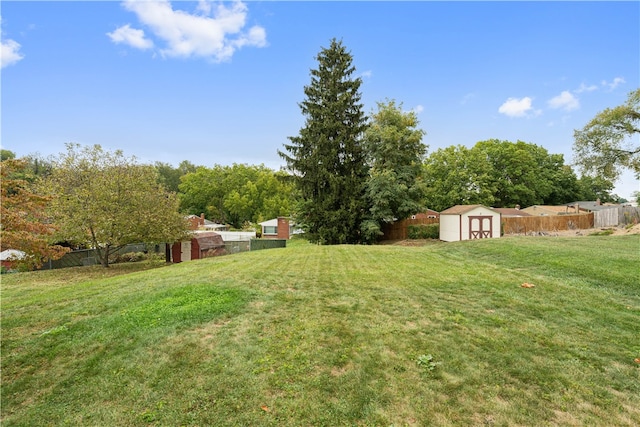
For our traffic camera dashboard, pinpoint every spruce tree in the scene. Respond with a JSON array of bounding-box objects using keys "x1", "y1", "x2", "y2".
[{"x1": 280, "y1": 39, "x2": 369, "y2": 244}]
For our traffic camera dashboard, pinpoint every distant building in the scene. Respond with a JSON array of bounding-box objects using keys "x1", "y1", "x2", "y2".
[{"x1": 259, "y1": 217, "x2": 296, "y2": 239}]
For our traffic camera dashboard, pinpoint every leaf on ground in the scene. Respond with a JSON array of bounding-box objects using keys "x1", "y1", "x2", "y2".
[
  {"x1": 261, "y1": 405, "x2": 270, "y2": 412},
  {"x1": 521, "y1": 283, "x2": 535, "y2": 288}
]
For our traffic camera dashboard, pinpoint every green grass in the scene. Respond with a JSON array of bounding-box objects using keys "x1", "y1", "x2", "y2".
[{"x1": 2, "y1": 235, "x2": 639, "y2": 426}]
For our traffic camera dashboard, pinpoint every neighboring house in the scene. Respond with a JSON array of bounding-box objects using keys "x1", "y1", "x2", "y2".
[
  {"x1": 0, "y1": 249, "x2": 26, "y2": 270},
  {"x1": 439, "y1": 205, "x2": 501, "y2": 242},
  {"x1": 521, "y1": 205, "x2": 583, "y2": 216},
  {"x1": 564, "y1": 200, "x2": 618, "y2": 213},
  {"x1": 171, "y1": 232, "x2": 225, "y2": 263},
  {"x1": 409, "y1": 209, "x2": 440, "y2": 220},
  {"x1": 186, "y1": 214, "x2": 228, "y2": 231},
  {"x1": 494, "y1": 208, "x2": 532, "y2": 218},
  {"x1": 259, "y1": 217, "x2": 296, "y2": 239}
]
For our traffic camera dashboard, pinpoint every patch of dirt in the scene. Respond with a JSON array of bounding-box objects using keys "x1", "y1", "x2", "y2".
[
  {"x1": 528, "y1": 223, "x2": 640, "y2": 237},
  {"x1": 388, "y1": 224, "x2": 640, "y2": 243}
]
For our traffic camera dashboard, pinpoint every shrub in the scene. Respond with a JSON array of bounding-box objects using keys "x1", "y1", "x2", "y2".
[
  {"x1": 112, "y1": 252, "x2": 146, "y2": 263},
  {"x1": 408, "y1": 224, "x2": 439, "y2": 239}
]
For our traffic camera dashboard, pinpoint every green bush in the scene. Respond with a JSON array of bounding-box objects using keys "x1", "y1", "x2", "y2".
[{"x1": 408, "y1": 224, "x2": 439, "y2": 239}]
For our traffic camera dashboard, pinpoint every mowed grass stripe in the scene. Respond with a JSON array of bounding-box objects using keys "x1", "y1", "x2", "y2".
[{"x1": 1, "y1": 235, "x2": 639, "y2": 426}]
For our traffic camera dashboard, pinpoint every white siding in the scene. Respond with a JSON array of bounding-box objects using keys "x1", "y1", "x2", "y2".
[
  {"x1": 440, "y1": 206, "x2": 501, "y2": 242},
  {"x1": 439, "y1": 214, "x2": 460, "y2": 242}
]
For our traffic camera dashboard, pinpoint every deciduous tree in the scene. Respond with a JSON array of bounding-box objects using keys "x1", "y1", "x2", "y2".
[
  {"x1": 279, "y1": 39, "x2": 369, "y2": 244},
  {"x1": 361, "y1": 100, "x2": 427, "y2": 242},
  {"x1": 41, "y1": 144, "x2": 190, "y2": 267},
  {"x1": 422, "y1": 140, "x2": 587, "y2": 210},
  {"x1": 155, "y1": 160, "x2": 198, "y2": 193},
  {"x1": 573, "y1": 88, "x2": 640, "y2": 180},
  {"x1": 422, "y1": 145, "x2": 496, "y2": 212},
  {"x1": 178, "y1": 164, "x2": 294, "y2": 228},
  {"x1": 1, "y1": 158, "x2": 68, "y2": 269}
]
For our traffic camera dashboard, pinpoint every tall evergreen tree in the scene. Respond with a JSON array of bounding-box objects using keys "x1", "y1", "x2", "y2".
[{"x1": 280, "y1": 39, "x2": 369, "y2": 244}]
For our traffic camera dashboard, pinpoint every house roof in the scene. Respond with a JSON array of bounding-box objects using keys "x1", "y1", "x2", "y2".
[
  {"x1": 412, "y1": 209, "x2": 440, "y2": 218},
  {"x1": 494, "y1": 208, "x2": 531, "y2": 217},
  {"x1": 259, "y1": 218, "x2": 279, "y2": 227},
  {"x1": 523, "y1": 205, "x2": 579, "y2": 214},
  {"x1": 565, "y1": 201, "x2": 619, "y2": 211},
  {"x1": 440, "y1": 204, "x2": 500, "y2": 215}
]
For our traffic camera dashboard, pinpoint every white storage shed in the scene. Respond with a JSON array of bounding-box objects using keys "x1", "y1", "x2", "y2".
[{"x1": 439, "y1": 205, "x2": 502, "y2": 242}]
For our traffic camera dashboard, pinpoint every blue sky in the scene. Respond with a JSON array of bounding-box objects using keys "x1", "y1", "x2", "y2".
[{"x1": 2, "y1": 1, "x2": 639, "y2": 199}]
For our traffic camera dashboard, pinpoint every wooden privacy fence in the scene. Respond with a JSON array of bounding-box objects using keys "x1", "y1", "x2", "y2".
[
  {"x1": 619, "y1": 206, "x2": 640, "y2": 225},
  {"x1": 502, "y1": 213, "x2": 594, "y2": 235},
  {"x1": 593, "y1": 209, "x2": 618, "y2": 227},
  {"x1": 382, "y1": 217, "x2": 439, "y2": 240}
]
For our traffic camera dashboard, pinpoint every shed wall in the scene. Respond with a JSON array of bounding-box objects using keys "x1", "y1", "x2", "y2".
[
  {"x1": 461, "y1": 207, "x2": 501, "y2": 240},
  {"x1": 439, "y1": 215, "x2": 460, "y2": 242}
]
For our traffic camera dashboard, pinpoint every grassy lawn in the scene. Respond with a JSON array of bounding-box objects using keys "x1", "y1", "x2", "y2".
[{"x1": 2, "y1": 235, "x2": 639, "y2": 426}]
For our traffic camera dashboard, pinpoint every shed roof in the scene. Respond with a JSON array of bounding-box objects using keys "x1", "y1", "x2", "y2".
[
  {"x1": 192, "y1": 232, "x2": 225, "y2": 250},
  {"x1": 440, "y1": 205, "x2": 500, "y2": 215}
]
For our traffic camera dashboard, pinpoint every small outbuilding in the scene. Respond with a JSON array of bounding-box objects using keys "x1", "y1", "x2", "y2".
[
  {"x1": 171, "y1": 232, "x2": 226, "y2": 263},
  {"x1": 439, "y1": 205, "x2": 501, "y2": 242}
]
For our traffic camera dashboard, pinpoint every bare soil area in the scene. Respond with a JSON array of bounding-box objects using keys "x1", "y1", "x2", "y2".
[
  {"x1": 387, "y1": 224, "x2": 640, "y2": 245},
  {"x1": 508, "y1": 223, "x2": 640, "y2": 237}
]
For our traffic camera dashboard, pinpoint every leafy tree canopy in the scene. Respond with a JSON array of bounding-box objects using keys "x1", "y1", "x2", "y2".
[
  {"x1": 423, "y1": 140, "x2": 589, "y2": 211},
  {"x1": 1, "y1": 158, "x2": 69, "y2": 269},
  {"x1": 178, "y1": 164, "x2": 294, "y2": 229},
  {"x1": 573, "y1": 88, "x2": 640, "y2": 180},
  {"x1": 155, "y1": 160, "x2": 198, "y2": 193},
  {"x1": 361, "y1": 100, "x2": 427, "y2": 242},
  {"x1": 41, "y1": 144, "x2": 190, "y2": 267}
]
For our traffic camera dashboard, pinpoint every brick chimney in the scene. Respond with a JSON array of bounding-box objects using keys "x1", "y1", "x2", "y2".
[{"x1": 276, "y1": 217, "x2": 290, "y2": 239}]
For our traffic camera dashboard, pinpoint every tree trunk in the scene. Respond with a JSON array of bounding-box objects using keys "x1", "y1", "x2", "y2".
[
  {"x1": 165, "y1": 243, "x2": 172, "y2": 263},
  {"x1": 101, "y1": 244, "x2": 110, "y2": 268}
]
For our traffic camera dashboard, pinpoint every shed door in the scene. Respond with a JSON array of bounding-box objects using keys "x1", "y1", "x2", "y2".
[
  {"x1": 181, "y1": 241, "x2": 192, "y2": 261},
  {"x1": 469, "y1": 216, "x2": 492, "y2": 239}
]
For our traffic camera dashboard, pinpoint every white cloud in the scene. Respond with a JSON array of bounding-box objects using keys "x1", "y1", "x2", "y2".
[
  {"x1": 547, "y1": 90, "x2": 580, "y2": 111},
  {"x1": 498, "y1": 97, "x2": 538, "y2": 118},
  {"x1": 116, "y1": 0, "x2": 267, "y2": 62},
  {"x1": 1, "y1": 38, "x2": 23, "y2": 68},
  {"x1": 575, "y1": 82, "x2": 598, "y2": 93},
  {"x1": 601, "y1": 77, "x2": 625, "y2": 91},
  {"x1": 413, "y1": 105, "x2": 424, "y2": 114},
  {"x1": 107, "y1": 24, "x2": 153, "y2": 50},
  {"x1": 196, "y1": 0, "x2": 212, "y2": 15},
  {"x1": 360, "y1": 70, "x2": 372, "y2": 79}
]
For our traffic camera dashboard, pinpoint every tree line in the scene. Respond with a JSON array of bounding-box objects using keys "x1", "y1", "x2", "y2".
[{"x1": 2, "y1": 39, "x2": 637, "y2": 267}]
